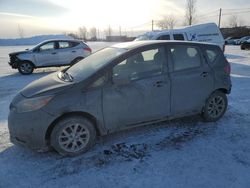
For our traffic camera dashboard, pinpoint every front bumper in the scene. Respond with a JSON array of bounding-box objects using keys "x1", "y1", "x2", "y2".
[
  {"x1": 8, "y1": 108, "x2": 55, "y2": 151},
  {"x1": 8, "y1": 55, "x2": 19, "y2": 69}
]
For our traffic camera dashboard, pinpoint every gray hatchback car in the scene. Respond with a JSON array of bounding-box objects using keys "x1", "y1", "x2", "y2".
[{"x1": 8, "y1": 41, "x2": 231, "y2": 156}]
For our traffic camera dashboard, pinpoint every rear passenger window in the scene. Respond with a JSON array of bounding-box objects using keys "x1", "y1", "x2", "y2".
[
  {"x1": 70, "y1": 42, "x2": 80, "y2": 47},
  {"x1": 205, "y1": 49, "x2": 219, "y2": 63},
  {"x1": 59, "y1": 42, "x2": 70, "y2": 49},
  {"x1": 173, "y1": 34, "x2": 184, "y2": 40},
  {"x1": 157, "y1": 35, "x2": 170, "y2": 40},
  {"x1": 170, "y1": 45, "x2": 201, "y2": 71}
]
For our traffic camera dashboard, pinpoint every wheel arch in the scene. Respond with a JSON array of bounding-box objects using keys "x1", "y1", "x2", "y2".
[
  {"x1": 19, "y1": 60, "x2": 36, "y2": 68},
  {"x1": 45, "y1": 111, "x2": 100, "y2": 146},
  {"x1": 215, "y1": 88, "x2": 230, "y2": 94}
]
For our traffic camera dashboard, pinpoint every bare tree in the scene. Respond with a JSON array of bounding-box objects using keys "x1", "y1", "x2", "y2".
[
  {"x1": 67, "y1": 33, "x2": 79, "y2": 39},
  {"x1": 228, "y1": 15, "x2": 244, "y2": 28},
  {"x1": 185, "y1": 0, "x2": 197, "y2": 26},
  {"x1": 17, "y1": 24, "x2": 24, "y2": 38},
  {"x1": 78, "y1": 26, "x2": 87, "y2": 40},
  {"x1": 90, "y1": 27, "x2": 97, "y2": 40},
  {"x1": 157, "y1": 15, "x2": 177, "y2": 30},
  {"x1": 105, "y1": 25, "x2": 112, "y2": 37}
]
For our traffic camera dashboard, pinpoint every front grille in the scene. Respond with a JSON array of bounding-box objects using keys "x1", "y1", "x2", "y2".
[{"x1": 9, "y1": 55, "x2": 17, "y2": 63}]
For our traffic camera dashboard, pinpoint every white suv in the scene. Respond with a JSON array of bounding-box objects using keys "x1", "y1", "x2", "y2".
[{"x1": 8, "y1": 39, "x2": 92, "y2": 75}]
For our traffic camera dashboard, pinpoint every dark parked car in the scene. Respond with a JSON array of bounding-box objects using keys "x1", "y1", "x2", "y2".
[
  {"x1": 8, "y1": 41, "x2": 231, "y2": 156},
  {"x1": 241, "y1": 40, "x2": 250, "y2": 50},
  {"x1": 225, "y1": 37, "x2": 240, "y2": 45}
]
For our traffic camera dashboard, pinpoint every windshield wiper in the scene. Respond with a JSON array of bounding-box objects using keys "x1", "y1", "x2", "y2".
[{"x1": 58, "y1": 71, "x2": 74, "y2": 82}]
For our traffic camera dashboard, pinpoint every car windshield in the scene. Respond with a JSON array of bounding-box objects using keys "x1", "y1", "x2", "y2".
[{"x1": 65, "y1": 47, "x2": 127, "y2": 82}]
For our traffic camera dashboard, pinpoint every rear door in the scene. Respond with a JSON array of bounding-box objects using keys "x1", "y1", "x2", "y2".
[
  {"x1": 57, "y1": 41, "x2": 73, "y2": 65},
  {"x1": 102, "y1": 45, "x2": 170, "y2": 131},
  {"x1": 168, "y1": 44, "x2": 214, "y2": 115}
]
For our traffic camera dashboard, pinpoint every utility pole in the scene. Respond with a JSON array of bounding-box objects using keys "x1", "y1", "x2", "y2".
[
  {"x1": 218, "y1": 8, "x2": 222, "y2": 28},
  {"x1": 152, "y1": 20, "x2": 154, "y2": 31}
]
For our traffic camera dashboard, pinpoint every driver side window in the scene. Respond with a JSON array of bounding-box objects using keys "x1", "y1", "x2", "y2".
[
  {"x1": 39, "y1": 42, "x2": 55, "y2": 51},
  {"x1": 113, "y1": 47, "x2": 166, "y2": 84}
]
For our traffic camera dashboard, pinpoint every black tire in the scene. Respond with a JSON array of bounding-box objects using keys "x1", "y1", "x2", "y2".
[
  {"x1": 18, "y1": 61, "x2": 34, "y2": 75},
  {"x1": 51, "y1": 115, "x2": 96, "y2": 156},
  {"x1": 202, "y1": 91, "x2": 228, "y2": 122},
  {"x1": 241, "y1": 45, "x2": 246, "y2": 50},
  {"x1": 71, "y1": 57, "x2": 83, "y2": 66}
]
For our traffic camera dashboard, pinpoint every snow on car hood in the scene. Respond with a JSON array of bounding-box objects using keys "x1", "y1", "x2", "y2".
[{"x1": 20, "y1": 72, "x2": 74, "y2": 98}]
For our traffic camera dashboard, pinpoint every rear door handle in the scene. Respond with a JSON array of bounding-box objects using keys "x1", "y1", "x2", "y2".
[
  {"x1": 51, "y1": 52, "x2": 57, "y2": 55},
  {"x1": 153, "y1": 81, "x2": 165, "y2": 87},
  {"x1": 200, "y1": 72, "x2": 208, "y2": 78},
  {"x1": 71, "y1": 51, "x2": 76, "y2": 53}
]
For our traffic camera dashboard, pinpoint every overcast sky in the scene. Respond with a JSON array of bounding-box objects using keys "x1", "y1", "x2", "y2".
[{"x1": 0, "y1": 0, "x2": 250, "y2": 38}]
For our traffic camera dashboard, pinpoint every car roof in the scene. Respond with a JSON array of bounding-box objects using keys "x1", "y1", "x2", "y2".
[
  {"x1": 41, "y1": 39, "x2": 82, "y2": 43},
  {"x1": 112, "y1": 40, "x2": 219, "y2": 50}
]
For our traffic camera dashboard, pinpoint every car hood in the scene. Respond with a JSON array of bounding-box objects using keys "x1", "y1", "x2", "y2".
[
  {"x1": 9, "y1": 50, "x2": 31, "y2": 56},
  {"x1": 20, "y1": 72, "x2": 74, "y2": 98}
]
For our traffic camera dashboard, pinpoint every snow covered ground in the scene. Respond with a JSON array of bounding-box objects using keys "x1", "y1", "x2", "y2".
[{"x1": 0, "y1": 44, "x2": 250, "y2": 188}]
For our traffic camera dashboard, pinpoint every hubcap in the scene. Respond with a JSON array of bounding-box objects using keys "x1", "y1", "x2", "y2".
[
  {"x1": 58, "y1": 123, "x2": 90, "y2": 153},
  {"x1": 20, "y1": 63, "x2": 32, "y2": 73},
  {"x1": 207, "y1": 95, "x2": 225, "y2": 118}
]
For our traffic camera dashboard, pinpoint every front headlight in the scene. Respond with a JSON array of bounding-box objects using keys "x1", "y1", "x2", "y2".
[{"x1": 16, "y1": 95, "x2": 53, "y2": 113}]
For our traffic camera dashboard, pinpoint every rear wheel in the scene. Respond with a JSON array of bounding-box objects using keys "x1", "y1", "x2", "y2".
[
  {"x1": 51, "y1": 116, "x2": 96, "y2": 156},
  {"x1": 18, "y1": 61, "x2": 34, "y2": 75},
  {"x1": 202, "y1": 91, "x2": 228, "y2": 122}
]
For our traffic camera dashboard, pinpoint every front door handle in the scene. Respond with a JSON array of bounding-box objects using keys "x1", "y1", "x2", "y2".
[
  {"x1": 200, "y1": 72, "x2": 208, "y2": 78},
  {"x1": 51, "y1": 52, "x2": 57, "y2": 55},
  {"x1": 71, "y1": 50, "x2": 76, "y2": 53}
]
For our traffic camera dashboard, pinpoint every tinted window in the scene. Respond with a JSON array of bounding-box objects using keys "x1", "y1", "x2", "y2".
[
  {"x1": 157, "y1": 35, "x2": 170, "y2": 40},
  {"x1": 205, "y1": 49, "x2": 219, "y2": 63},
  {"x1": 70, "y1": 41, "x2": 80, "y2": 47},
  {"x1": 173, "y1": 34, "x2": 184, "y2": 40},
  {"x1": 113, "y1": 47, "x2": 165, "y2": 83},
  {"x1": 170, "y1": 45, "x2": 201, "y2": 71},
  {"x1": 39, "y1": 42, "x2": 55, "y2": 51},
  {"x1": 59, "y1": 41, "x2": 70, "y2": 49}
]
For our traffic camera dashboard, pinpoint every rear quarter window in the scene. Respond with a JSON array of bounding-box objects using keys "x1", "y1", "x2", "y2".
[
  {"x1": 205, "y1": 47, "x2": 220, "y2": 63},
  {"x1": 70, "y1": 41, "x2": 80, "y2": 47}
]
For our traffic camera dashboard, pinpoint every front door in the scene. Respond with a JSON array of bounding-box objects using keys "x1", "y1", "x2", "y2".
[
  {"x1": 168, "y1": 44, "x2": 214, "y2": 115},
  {"x1": 34, "y1": 41, "x2": 59, "y2": 66},
  {"x1": 102, "y1": 46, "x2": 171, "y2": 131}
]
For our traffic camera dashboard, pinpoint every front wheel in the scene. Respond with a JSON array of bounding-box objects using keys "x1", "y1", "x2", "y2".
[
  {"x1": 50, "y1": 116, "x2": 96, "y2": 156},
  {"x1": 18, "y1": 61, "x2": 34, "y2": 75},
  {"x1": 202, "y1": 91, "x2": 228, "y2": 122}
]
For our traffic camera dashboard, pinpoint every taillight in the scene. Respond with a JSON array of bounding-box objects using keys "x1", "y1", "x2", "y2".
[
  {"x1": 224, "y1": 63, "x2": 231, "y2": 75},
  {"x1": 84, "y1": 47, "x2": 92, "y2": 53}
]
